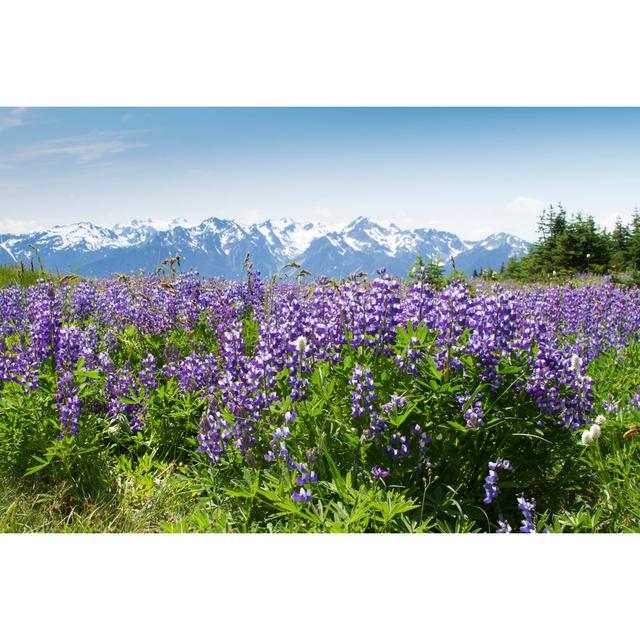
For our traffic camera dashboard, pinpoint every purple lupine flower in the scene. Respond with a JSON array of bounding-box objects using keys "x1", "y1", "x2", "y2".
[
  {"x1": 372, "y1": 465, "x2": 391, "y2": 480},
  {"x1": 56, "y1": 371, "x2": 80, "y2": 438},
  {"x1": 483, "y1": 459, "x2": 512, "y2": 504},
  {"x1": 371, "y1": 464, "x2": 391, "y2": 480},
  {"x1": 384, "y1": 431, "x2": 411, "y2": 460},
  {"x1": 291, "y1": 487, "x2": 312, "y2": 503},
  {"x1": 381, "y1": 394, "x2": 407, "y2": 414},
  {"x1": 6, "y1": 266, "x2": 640, "y2": 487},
  {"x1": 496, "y1": 515, "x2": 513, "y2": 534},
  {"x1": 349, "y1": 364, "x2": 377, "y2": 418},
  {"x1": 517, "y1": 496, "x2": 548, "y2": 533},
  {"x1": 197, "y1": 410, "x2": 232, "y2": 464},
  {"x1": 139, "y1": 353, "x2": 158, "y2": 390},
  {"x1": 457, "y1": 392, "x2": 485, "y2": 429}
]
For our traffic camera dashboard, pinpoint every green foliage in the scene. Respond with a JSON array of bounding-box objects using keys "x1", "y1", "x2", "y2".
[
  {"x1": 506, "y1": 204, "x2": 640, "y2": 280},
  {"x1": 162, "y1": 315, "x2": 639, "y2": 532},
  {"x1": 143, "y1": 381, "x2": 204, "y2": 462},
  {"x1": 408, "y1": 254, "x2": 470, "y2": 291},
  {"x1": 539, "y1": 341, "x2": 640, "y2": 532},
  {"x1": 0, "y1": 262, "x2": 46, "y2": 288},
  {"x1": 2, "y1": 280, "x2": 640, "y2": 532}
]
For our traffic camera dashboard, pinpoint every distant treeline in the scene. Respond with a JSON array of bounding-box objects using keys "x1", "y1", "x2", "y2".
[{"x1": 504, "y1": 204, "x2": 640, "y2": 280}]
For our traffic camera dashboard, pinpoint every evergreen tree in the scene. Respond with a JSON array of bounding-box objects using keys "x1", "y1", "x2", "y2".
[
  {"x1": 506, "y1": 203, "x2": 625, "y2": 278},
  {"x1": 610, "y1": 216, "x2": 630, "y2": 271},
  {"x1": 627, "y1": 207, "x2": 640, "y2": 270}
]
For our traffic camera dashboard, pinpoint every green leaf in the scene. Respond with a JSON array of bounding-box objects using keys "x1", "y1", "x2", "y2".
[{"x1": 323, "y1": 448, "x2": 347, "y2": 496}]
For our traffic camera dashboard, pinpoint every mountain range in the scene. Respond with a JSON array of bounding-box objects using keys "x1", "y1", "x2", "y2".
[{"x1": 0, "y1": 216, "x2": 531, "y2": 279}]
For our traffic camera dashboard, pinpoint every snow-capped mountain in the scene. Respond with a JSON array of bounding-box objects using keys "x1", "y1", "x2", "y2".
[
  {"x1": 0, "y1": 216, "x2": 531, "y2": 278},
  {"x1": 452, "y1": 233, "x2": 531, "y2": 274},
  {"x1": 250, "y1": 218, "x2": 333, "y2": 259}
]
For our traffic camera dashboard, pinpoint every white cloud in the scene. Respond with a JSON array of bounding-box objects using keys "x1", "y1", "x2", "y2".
[
  {"x1": 17, "y1": 130, "x2": 149, "y2": 164},
  {"x1": 243, "y1": 208, "x2": 263, "y2": 225},
  {"x1": 0, "y1": 107, "x2": 26, "y2": 131},
  {"x1": 22, "y1": 136, "x2": 142, "y2": 163},
  {"x1": 83, "y1": 160, "x2": 154, "y2": 176},
  {"x1": 596, "y1": 210, "x2": 632, "y2": 231},
  {"x1": 389, "y1": 209, "x2": 418, "y2": 228},
  {"x1": 470, "y1": 225, "x2": 493, "y2": 239},
  {"x1": 0, "y1": 217, "x2": 41, "y2": 235},
  {"x1": 505, "y1": 195, "x2": 545, "y2": 220},
  {"x1": 502, "y1": 196, "x2": 545, "y2": 241},
  {"x1": 311, "y1": 206, "x2": 337, "y2": 223}
]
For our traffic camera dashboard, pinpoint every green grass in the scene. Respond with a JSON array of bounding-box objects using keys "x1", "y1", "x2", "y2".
[
  {"x1": 0, "y1": 455, "x2": 196, "y2": 533},
  {"x1": 2, "y1": 323, "x2": 640, "y2": 533},
  {"x1": 0, "y1": 263, "x2": 47, "y2": 288},
  {"x1": 543, "y1": 341, "x2": 640, "y2": 532}
]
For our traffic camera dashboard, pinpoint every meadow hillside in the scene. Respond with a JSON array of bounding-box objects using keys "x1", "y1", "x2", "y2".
[{"x1": 1, "y1": 264, "x2": 639, "y2": 532}]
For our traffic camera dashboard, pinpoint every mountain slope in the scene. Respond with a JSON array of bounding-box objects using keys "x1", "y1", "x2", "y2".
[
  {"x1": 453, "y1": 233, "x2": 531, "y2": 273},
  {"x1": 0, "y1": 216, "x2": 531, "y2": 278}
]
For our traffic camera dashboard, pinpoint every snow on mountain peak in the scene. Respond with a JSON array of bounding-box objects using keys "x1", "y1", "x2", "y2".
[
  {"x1": 128, "y1": 218, "x2": 189, "y2": 232},
  {"x1": 478, "y1": 232, "x2": 528, "y2": 252},
  {"x1": 47, "y1": 221, "x2": 116, "y2": 251},
  {"x1": 341, "y1": 216, "x2": 438, "y2": 258},
  {"x1": 0, "y1": 214, "x2": 531, "y2": 278},
  {"x1": 251, "y1": 218, "x2": 331, "y2": 258}
]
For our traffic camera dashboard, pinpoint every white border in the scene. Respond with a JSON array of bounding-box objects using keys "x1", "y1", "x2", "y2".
[
  {"x1": 1, "y1": 1, "x2": 639, "y2": 636},
  {"x1": 0, "y1": 534, "x2": 637, "y2": 637},
  {"x1": 2, "y1": 0, "x2": 640, "y2": 106}
]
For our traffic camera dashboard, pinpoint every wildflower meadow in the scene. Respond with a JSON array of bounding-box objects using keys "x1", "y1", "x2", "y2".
[{"x1": 1, "y1": 263, "x2": 639, "y2": 532}]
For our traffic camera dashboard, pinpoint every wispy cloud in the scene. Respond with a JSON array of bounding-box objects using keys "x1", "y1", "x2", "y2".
[
  {"x1": 19, "y1": 131, "x2": 148, "y2": 164},
  {"x1": 121, "y1": 113, "x2": 134, "y2": 122},
  {"x1": 245, "y1": 208, "x2": 263, "y2": 225},
  {"x1": 502, "y1": 196, "x2": 545, "y2": 241},
  {"x1": 0, "y1": 216, "x2": 41, "y2": 235},
  {"x1": 88, "y1": 160, "x2": 154, "y2": 176},
  {"x1": 505, "y1": 196, "x2": 545, "y2": 220},
  {"x1": 597, "y1": 210, "x2": 632, "y2": 231},
  {"x1": 0, "y1": 107, "x2": 27, "y2": 132}
]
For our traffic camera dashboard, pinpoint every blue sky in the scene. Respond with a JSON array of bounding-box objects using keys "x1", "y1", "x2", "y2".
[{"x1": 1, "y1": 107, "x2": 640, "y2": 241}]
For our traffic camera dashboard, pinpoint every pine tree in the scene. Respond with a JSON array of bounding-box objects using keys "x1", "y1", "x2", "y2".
[
  {"x1": 610, "y1": 216, "x2": 630, "y2": 271},
  {"x1": 627, "y1": 207, "x2": 640, "y2": 270},
  {"x1": 507, "y1": 203, "x2": 619, "y2": 277}
]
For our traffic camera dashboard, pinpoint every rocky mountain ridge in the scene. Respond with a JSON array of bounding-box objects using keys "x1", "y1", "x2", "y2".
[{"x1": 0, "y1": 216, "x2": 531, "y2": 278}]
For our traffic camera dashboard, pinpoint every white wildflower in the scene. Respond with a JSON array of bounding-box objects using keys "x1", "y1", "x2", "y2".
[
  {"x1": 589, "y1": 423, "x2": 602, "y2": 440},
  {"x1": 293, "y1": 336, "x2": 308, "y2": 354},
  {"x1": 107, "y1": 424, "x2": 119, "y2": 435},
  {"x1": 594, "y1": 414, "x2": 606, "y2": 426},
  {"x1": 569, "y1": 354, "x2": 581, "y2": 372},
  {"x1": 581, "y1": 430, "x2": 593, "y2": 446}
]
